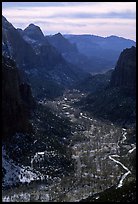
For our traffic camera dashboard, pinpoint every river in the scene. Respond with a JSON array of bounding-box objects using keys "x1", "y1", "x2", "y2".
[{"x1": 2, "y1": 90, "x2": 136, "y2": 202}]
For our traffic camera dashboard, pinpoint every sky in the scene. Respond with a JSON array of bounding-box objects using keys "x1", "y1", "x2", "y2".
[{"x1": 2, "y1": 2, "x2": 136, "y2": 41}]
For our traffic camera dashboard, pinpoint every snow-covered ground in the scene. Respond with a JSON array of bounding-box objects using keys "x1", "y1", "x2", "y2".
[{"x1": 2, "y1": 146, "x2": 44, "y2": 188}]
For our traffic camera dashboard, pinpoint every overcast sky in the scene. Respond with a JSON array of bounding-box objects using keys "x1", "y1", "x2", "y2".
[{"x1": 2, "y1": 2, "x2": 136, "y2": 41}]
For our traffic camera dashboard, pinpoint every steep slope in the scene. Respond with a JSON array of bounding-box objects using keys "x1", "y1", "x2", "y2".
[
  {"x1": 65, "y1": 34, "x2": 136, "y2": 73},
  {"x1": 75, "y1": 69, "x2": 113, "y2": 93},
  {"x1": 2, "y1": 56, "x2": 74, "y2": 189},
  {"x1": 22, "y1": 24, "x2": 89, "y2": 78},
  {"x1": 2, "y1": 55, "x2": 35, "y2": 141},
  {"x1": 2, "y1": 16, "x2": 38, "y2": 70},
  {"x1": 46, "y1": 32, "x2": 78, "y2": 53},
  {"x1": 23, "y1": 23, "x2": 45, "y2": 41},
  {"x1": 78, "y1": 46, "x2": 136, "y2": 125},
  {"x1": 2, "y1": 55, "x2": 38, "y2": 187},
  {"x1": 2, "y1": 16, "x2": 87, "y2": 99},
  {"x1": 80, "y1": 180, "x2": 136, "y2": 202},
  {"x1": 110, "y1": 46, "x2": 136, "y2": 93},
  {"x1": 46, "y1": 33, "x2": 105, "y2": 73}
]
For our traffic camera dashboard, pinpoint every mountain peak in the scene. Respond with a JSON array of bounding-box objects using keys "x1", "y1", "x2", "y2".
[
  {"x1": 24, "y1": 23, "x2": 44, "y2": 41},
  {"x1": 27, "y1": 23, "x2": 41, "y2": 30},
  {"x1": 24, "y1": 23, "x2": 43, "y2": 33},
  {"x1": 55, "y1": 32, "x2": 62, "y2": 36},
  {"x1": 28, "y1": 23, "x2": 36, "y2": 27},
  {"x1": 53, "y1": 32, "x2": 64, "y2": 39}
]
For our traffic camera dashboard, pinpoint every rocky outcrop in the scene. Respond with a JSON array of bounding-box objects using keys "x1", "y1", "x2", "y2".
[
  {"x1": 2, "y1": 56, "x2": 35, "y2": 141},
  {"x1": 110, "y1": 46, "x2": 136, "y2": 93}
]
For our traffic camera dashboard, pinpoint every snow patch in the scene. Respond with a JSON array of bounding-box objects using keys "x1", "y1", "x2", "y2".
[
  {"x1": 2, "y1": 146, "x2": 44, "y2": 188},
  {"x1": 128, "y1": 146, "x2": 136, "y2": 154}
]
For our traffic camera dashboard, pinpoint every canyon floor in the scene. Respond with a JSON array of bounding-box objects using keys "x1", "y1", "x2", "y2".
[{"x1": 2, "y1": 89, "x2": 136, "y2": 202}]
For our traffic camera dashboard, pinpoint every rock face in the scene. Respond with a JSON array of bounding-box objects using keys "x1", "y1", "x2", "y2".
[
  {"x1": 2, "y1": 16, "x2": 88, "y2": 99},
  {"x1": 110, "y1": 46, "x2": 136, "y2": 92},
  {"x1": 2, "y1": 56, "x2": 35, "y2": 140},
  {"x1": 2, "y1": 55, "x2": 73, "y2": 183},
  {"x1": 2, "y1": 16, "x2": 38, "y2": 70},
  {"x1": 80, "y1": 46, "x2": 136, "y2": 125},
  {"x1": 23, "y1": 23, "x2": 45, "y2": 41}
]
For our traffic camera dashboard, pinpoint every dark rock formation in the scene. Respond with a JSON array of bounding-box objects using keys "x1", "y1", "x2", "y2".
[
  {"x1": 75, "y1": 69, "x2": 113, "y2": 93},
  {"x1": 2, "y1": 16, "x2": 38, "y2": 70},
  {"x1": 79, "y1": 47, "x2": 136, "y2": 125},
  {"x1": 2, "y1": 16, "x2": 88, "y2": 99},
  {"x1": 2, "y1": 56, "x2": 35, "y2": 141},
  {"x1": 80, "y1": 180, "x2": 136, "y2": 202},
  {"x1": 110, "y1": 46, "x2": 136, "y2": 94},
  {"x1": 23, "y1": 23, "x2": 45, "y2": 41},
  {"x1": 2, "y1": 56, "x2": 73, "y2": 176}
]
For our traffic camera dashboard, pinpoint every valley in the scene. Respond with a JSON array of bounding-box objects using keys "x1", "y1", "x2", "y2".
[
  {"x1": 2, "y1": 12, "x2": 136, "y2": 202},
  {"x1": 2, "y1": 89, "x2": 136, "y2": 202}
]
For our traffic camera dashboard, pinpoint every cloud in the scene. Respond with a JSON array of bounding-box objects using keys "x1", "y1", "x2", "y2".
[
  {"x1": 2, "y1": 2, "x2": 74, "y2": 8},
  {"x1": 2, "y1": 2, "x2": 136, "y2": 17},
  {"x1": 47, "y1": 11, "x2": 135, "y2": 19},
  {"x1": 2, "y1": 2, "x2": 136, "y2": 41}
]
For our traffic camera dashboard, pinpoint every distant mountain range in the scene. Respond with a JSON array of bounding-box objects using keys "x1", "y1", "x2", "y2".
[
  {"x1": 2, "y1": 15, "x2": 136, "y2": 100},
  {"x1": 2, "y1": 15, "x2": 136, "y2": 116},
  {"x1": 64, "y1": 34, "x2": 136, "y2": 73},
  {"x1": 46, "y1": 33, "x2": 97, "y2": 73}
]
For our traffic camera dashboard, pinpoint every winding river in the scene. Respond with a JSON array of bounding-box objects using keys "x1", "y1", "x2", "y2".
[{"x1": 2, "y1": 90, "x2": 136, "y2": 202}]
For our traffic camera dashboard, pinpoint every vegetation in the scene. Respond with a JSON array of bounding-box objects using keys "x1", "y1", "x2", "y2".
[
  {"x1": 80, "y1": 180, "x2": 136, "y2": 202},
  {"x1": 79, "y1": 87, "x2": 136, "y2": 126}
]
